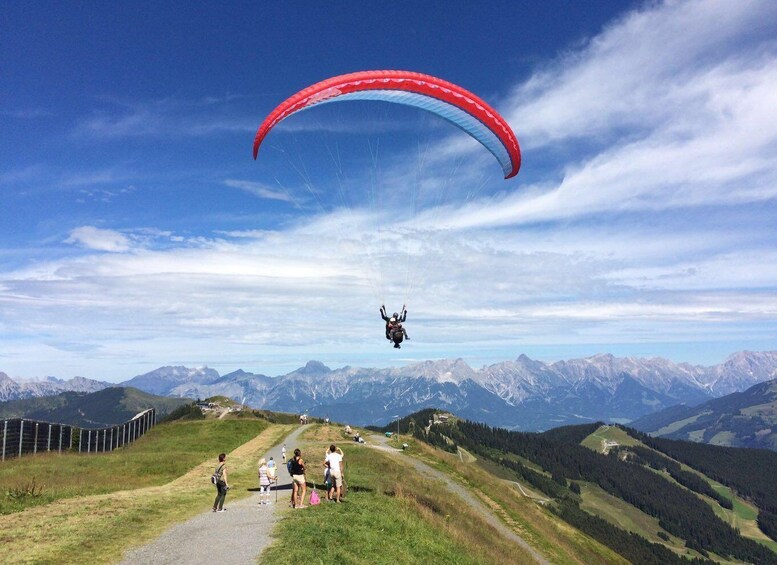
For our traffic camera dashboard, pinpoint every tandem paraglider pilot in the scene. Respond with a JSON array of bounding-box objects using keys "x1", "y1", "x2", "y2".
[{"x1": 381, "y1": 304, "x2": 409, "y2": 349}]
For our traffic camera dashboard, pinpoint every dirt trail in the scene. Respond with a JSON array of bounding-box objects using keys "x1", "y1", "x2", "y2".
[
  {"x1": 118, "y1": 425, "x2": 309, "y2": 565},
  {"x1": 367, "y1": 435, "x2": 549, "y2": 565}
]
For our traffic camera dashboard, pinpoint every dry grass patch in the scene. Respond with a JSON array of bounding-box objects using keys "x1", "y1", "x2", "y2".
[{"x1": 298, "y1": 422, "x2": 353, "y2": 443}]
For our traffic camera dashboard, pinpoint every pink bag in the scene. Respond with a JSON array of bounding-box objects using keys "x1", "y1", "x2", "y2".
[{"x1": 309, "y1": 489, "x2": 321, "y2": 506}]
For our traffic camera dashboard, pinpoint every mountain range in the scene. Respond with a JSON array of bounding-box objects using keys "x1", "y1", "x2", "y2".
[
  {"x1": 0, "y1": 371, "x2": 110, "y2": 402},
  {"x1": 6, "y1": 351, "x2": 775, "y2": 431}
]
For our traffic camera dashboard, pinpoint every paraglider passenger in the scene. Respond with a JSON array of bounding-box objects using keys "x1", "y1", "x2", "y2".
[{"x1": 380, "y1": 305, "x2": 407, "y2": 341}]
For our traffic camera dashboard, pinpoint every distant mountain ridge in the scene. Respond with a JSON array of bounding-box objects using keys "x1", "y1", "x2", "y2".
[
  {"x1": 4, "y1": 351, "x2": 776, "y2": 430},
  {"x1": 0, "y1": 387, "x2": 191, "y2": 427},
  {"x1": 631, "y1": 377, "x2": 777, "y2": 450},
  {"x1": 0, "y1": 371, "x2": 111, "y2": 402}
]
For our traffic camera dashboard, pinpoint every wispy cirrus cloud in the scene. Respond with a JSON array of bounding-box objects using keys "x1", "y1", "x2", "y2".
[
  {"x1": 223, "y1": 179, "x2": 296, "y2": 203},
  {"x1": 422, "y1": 0, "x2": 777, "y2": 230},
  {"x1": 72, "y1": 95, "x2": 255, "y2": 139}
]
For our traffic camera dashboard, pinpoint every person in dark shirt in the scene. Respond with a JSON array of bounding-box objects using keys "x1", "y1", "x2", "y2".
[{"x1": 290, "y1": 448, "x2": 307, "y2": 508}]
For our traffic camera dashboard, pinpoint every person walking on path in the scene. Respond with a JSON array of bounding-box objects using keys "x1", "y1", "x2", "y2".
[
  {"x1": 325, "y1": 444, "x2": 345, "y2": 503},
  {"x1": 290, "y1": 448, "x2": 306, "y2": 508},
  {"x1": 281, "y1": 444, "x2": 286, "y2": 463},
  {"x1": 258, "y1": 458, "x2": 271, "y2": 505},
  {"x1": 212, "y1": 453, "x2": 229, "y2": 512}
]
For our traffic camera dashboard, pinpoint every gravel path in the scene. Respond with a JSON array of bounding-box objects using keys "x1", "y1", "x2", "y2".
[{"x1": 119, "y1": 426, "x2": 308, "y2": 565}]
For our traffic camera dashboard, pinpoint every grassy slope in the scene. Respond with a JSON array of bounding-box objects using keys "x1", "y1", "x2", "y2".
[
  {"x1": 580, "y1": 424, "x2": 639, "y2": 453},
  {"x1": 0, "y1": 418, "x2": 272, "y2": 514},
  {"x1": 405, "y1": 438, "x2": 625, "y2": 563},
  {"x1": 0, "y1": 418, "x2": 293, "y2": 563},
  {"x1": 267, "y1": 424, "x2": 624, "y2": 564},
  {"x1": 652, "y1": 412, "x2": 705, "y2": 436},
  {"x1": 266, "y1": 425, "x2": 543, "y2": 564}
]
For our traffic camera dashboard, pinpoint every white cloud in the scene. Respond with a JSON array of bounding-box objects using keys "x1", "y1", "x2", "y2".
[{"x1": 64, "y1": 226, "x2": 132, "y2": 253}]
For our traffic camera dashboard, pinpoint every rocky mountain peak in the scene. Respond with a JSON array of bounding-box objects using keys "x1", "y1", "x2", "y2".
[{"x1": 298, "y1": 361, "x2": 331, "y2": 374}]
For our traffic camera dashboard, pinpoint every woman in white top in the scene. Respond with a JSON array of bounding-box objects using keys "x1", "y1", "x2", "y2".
[{"x1": 325, "y1": 444, "x2": 345, "y2": 503}]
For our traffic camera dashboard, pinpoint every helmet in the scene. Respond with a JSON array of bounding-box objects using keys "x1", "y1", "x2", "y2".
[{"x1": 392, "y1": 312, "x2": 399, "y2": 318}]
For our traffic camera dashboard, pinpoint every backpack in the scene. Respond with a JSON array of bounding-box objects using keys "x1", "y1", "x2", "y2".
[
  {"x1": 287, "y1": 458, "x2": 294, "y2": 476},
  {"x1": 211, "y1": 463, "x2": 224, "y2": 485}
]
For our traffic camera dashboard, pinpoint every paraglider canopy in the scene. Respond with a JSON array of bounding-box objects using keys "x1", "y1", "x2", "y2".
[{"x1": 253, "y1": 70, "x2": 521, "y2": 179}]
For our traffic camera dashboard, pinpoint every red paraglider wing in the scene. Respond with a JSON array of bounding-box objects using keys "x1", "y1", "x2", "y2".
[{"x1": 253, "y1": 70, "x2": 521, "y2": 179}]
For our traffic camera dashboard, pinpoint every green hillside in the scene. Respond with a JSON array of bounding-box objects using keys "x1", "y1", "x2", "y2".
[
  {"x1": 0, "y1": 386, "x2": 191, "y2": 426},
  {"x1": 417, "y1": 416, "x2": 777, "y2": 564},
  {"x1": 631, "y1": 379, "x2": 777, "y2": 450}
]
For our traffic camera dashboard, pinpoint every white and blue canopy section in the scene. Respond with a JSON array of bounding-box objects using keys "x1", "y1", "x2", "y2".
[{"x1": 294, "y1": 89, "x2": 515, "y2": 179}]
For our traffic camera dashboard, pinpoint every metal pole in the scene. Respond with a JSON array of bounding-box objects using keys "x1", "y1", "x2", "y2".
[
  {"x1": 102, "y1": 429, "x2": 106, "y2": 452},
  {"x1": 19, "y1": 420, "x2": 24, "y2": 458},
  {"x1": 110, "y1": 427, "x2": 114, "y2": 451},
  {"x1": 59, "y1": 425, "x2": 63, "y2": 453},
  {"x1": 2, "y1": 420, "x2": 7, "y2": 462},
  {"x1": 34, "y1": 422, "x2": 39, "y2": 455},
  {"x1": 47, "y1": 424, "x2": 52, "y2": 452},
  {"x1": 79, "y1": 429, "x2": 82, "y2": 453}
]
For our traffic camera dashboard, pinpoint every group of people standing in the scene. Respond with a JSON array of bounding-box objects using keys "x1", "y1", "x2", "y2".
[
  {"x1": 286, "y1": 444, "x2": 346, "y2": 508},
  {"x1": 211, "y1": 442, "x2": 346, "y2": 512}
]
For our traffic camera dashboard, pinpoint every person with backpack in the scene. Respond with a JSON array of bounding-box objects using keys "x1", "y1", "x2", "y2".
[
  {"x1": 289, "y1": 448, "x2": 306, "y2": 508},
  {"x1": 212, "y1": 453, "x2": 229, "y2": 512}
]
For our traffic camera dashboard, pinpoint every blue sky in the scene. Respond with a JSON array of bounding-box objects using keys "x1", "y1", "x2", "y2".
[{"x1": 2, "y1": 1, "x2": 777, "y2": 382}]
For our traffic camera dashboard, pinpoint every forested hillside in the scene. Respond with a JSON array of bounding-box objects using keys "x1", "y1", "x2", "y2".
[{"x1": 396, "y1": 411, "x2": 777, "y2": 564}]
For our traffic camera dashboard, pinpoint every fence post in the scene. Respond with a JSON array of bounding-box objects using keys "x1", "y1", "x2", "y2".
[
  {"x1": 102, "y1": 429, "x2": 106, "y2": 452},
  {"x1": 79, "y1": 429, "x2": 82, "y2": 453},
  {"x1": 59, "y1": 425, "x2": 64, "y2": 453},
  {"x1": 33, "y1": 422, "x2": 39, "y2": 455},
  {"x1": 88, "y1": 430, "x2": 92, "y2": 453},
  {"x1": 2, "y1": 420, "x2": 7, "y2": 462},
  {"x1": 47, "y1": 424, "x2": 52, "y2": 452},
  {"x1": 19, "y1": 420, "x2": 24, "y2": 458},
  {"x1": 110, "y1": 427, "x2": 113, "y2": 451}
]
